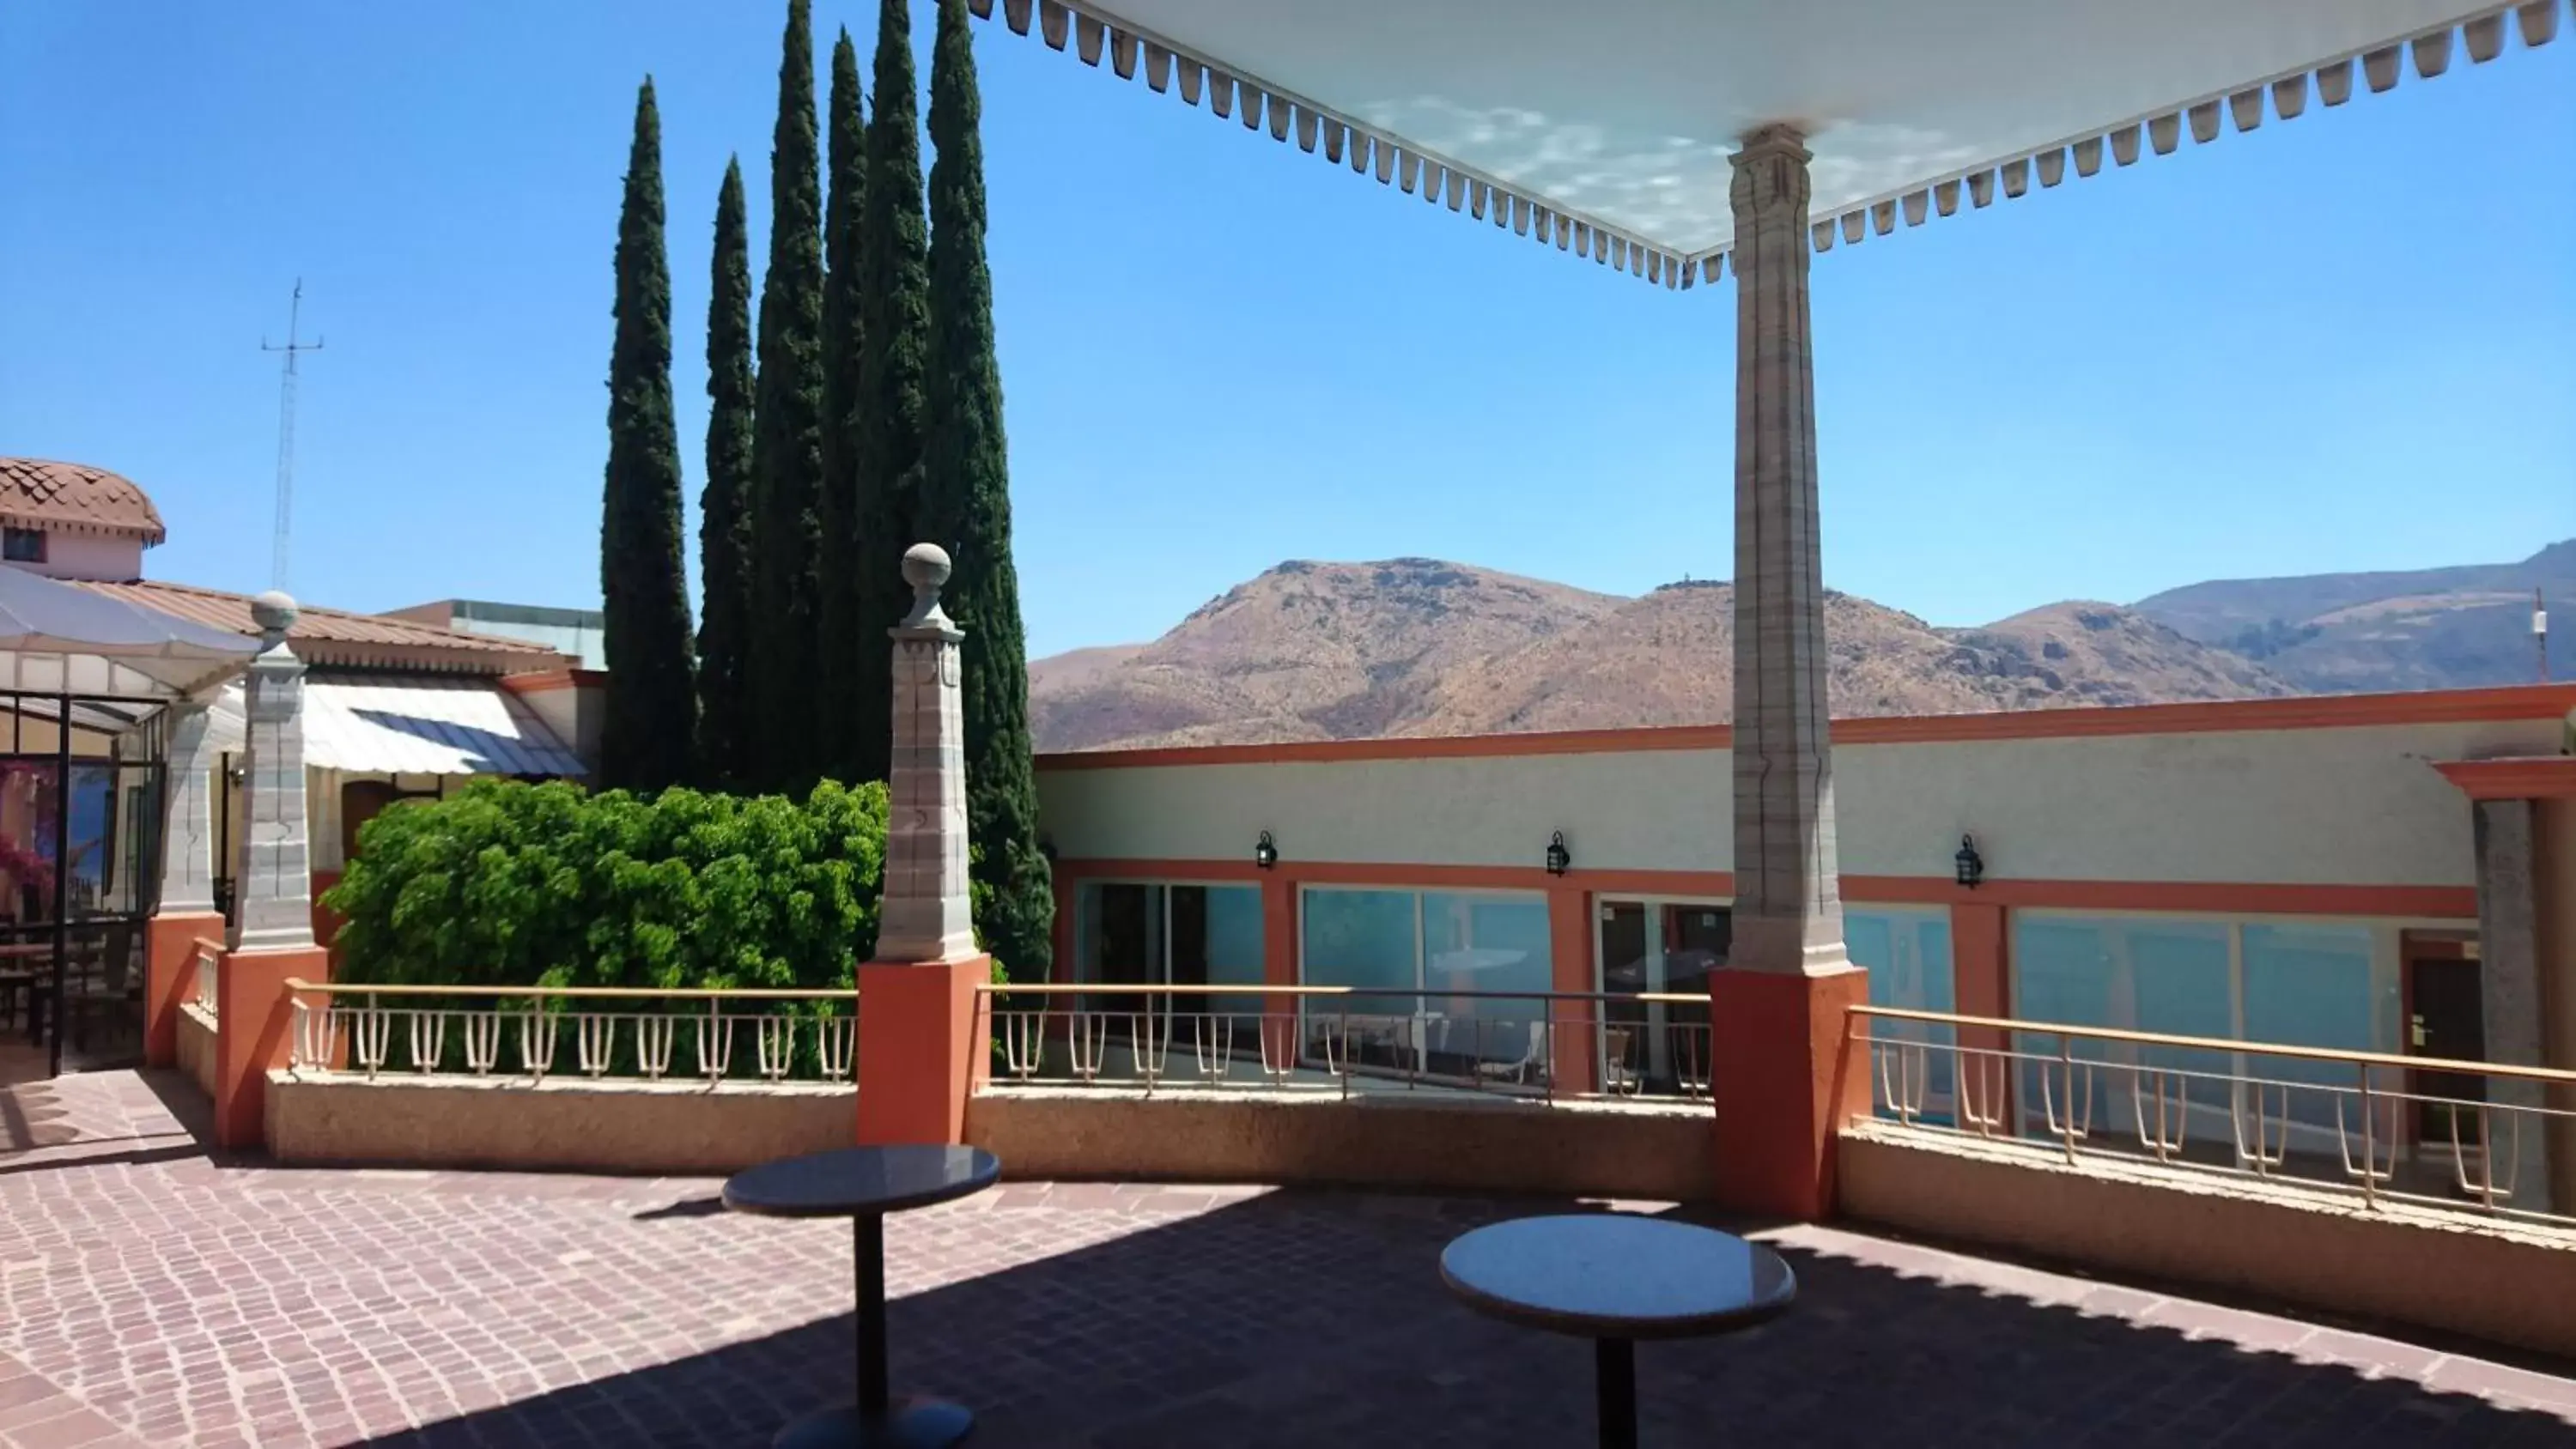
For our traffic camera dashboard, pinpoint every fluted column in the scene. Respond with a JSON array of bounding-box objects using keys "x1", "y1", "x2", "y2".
[
  {"x1": 1727, "y1": 124, "x2": 1850, "y2": 979},
  {"x1": 1707, "y1": 126, "x2": 1869, "y2": 1222}
]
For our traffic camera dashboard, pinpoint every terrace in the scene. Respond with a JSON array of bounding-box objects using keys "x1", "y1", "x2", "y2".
[
  {"x1": 4, "y1": 1069, "x2": 2576, "y2": 1449},
  {"x1": 11, "y1": 0, "x2": 2576, "y2": 1443}
]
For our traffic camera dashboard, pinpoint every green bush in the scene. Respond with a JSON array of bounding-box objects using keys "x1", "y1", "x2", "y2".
[{"x1": 322, "y1": 777, "x2": 899, "y2": 992}]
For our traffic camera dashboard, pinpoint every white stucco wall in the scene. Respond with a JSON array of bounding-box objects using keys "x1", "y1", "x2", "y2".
[
  {"x1": 15, "y1": 533, "x2": 145, "y2": 582},
  {"x1": 1036, "y1": 714, "x2": 2573, "y2": 889}
]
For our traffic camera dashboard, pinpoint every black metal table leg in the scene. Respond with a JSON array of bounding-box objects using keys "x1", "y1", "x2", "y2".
[
  {"x1": 770, "y1": 1212, "x2": 974, "y2": 1449},
  {"x1": 1595, "y1": 1337, "x2": 1637, "y2": 1449}
]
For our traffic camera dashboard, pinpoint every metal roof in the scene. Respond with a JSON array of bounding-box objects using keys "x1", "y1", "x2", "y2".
[
  {"x1": 74, "y1": 579, "x2": 566, "y2": 675},
  {"x1": 209, "y1": 673, "x2": 586, "y2": 778}
]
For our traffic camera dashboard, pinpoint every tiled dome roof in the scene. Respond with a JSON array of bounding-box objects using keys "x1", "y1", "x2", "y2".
[{"x1": 0, "y1": 458, "x2": 167, "y2": 544}]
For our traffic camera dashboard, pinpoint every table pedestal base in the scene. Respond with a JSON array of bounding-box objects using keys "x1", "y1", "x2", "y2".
[
  {"x1": 1595, "y1": 1337, "x2": 1636, "y2": 1449},
  {"x1": 774, "y1": 1397, "x2": 973, "y2": 1449}
]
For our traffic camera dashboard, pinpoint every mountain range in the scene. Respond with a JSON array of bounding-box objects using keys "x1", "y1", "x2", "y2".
[{"x1": 1029, "y1": 543, "x2": 2574, "y2": 754}]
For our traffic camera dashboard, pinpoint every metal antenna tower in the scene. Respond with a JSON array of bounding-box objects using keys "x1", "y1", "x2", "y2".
[{"x1": 261, "y1": 281, "x2": 324, "y2": 590}]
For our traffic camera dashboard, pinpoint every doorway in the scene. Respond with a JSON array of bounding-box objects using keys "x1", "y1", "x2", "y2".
[{"x1": 2407, "y1": 953, "x2": 2487, "y2": 1148}]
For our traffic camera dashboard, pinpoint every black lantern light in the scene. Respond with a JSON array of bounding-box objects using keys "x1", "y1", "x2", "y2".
[
  {"x1": 1037, "y1": 836, "x2": 1058, "y2": 863},
  {"x1": 1545, "y1": 830, "x2": 1571, "y2": 876},
  {"x1": 1954, "y1": 834, "x2": 1984, "y2": 889},
  {"x1": 1255, "y1": 830, "x2": 1279, "y2": 870}
]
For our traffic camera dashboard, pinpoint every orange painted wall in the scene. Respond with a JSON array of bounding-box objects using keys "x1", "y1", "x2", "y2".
[
  {"x1": 1546, "y1": 885, "x2": 1598, "y2": 1094},
  {"x1": 1948, "y1": 902, "x2": 2014, "y2": 1128},
  {"x1": 211, "y1": 945, "x2": 329, "y2": 1149}
]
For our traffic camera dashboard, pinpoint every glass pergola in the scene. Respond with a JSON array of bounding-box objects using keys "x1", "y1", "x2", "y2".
[{"x1": 0, "y1": 566, "x2": 254, "y2": 1076}]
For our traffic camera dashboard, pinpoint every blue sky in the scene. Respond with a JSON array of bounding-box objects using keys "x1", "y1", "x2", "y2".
[{"x1": 3, "y1": 4, "x2": 2571, "y2": 659}]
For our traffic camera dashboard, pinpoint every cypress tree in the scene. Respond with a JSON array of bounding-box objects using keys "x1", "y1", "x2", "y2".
[
  {"x1": 747, "y1": 0, "x2": 828, "y2": 790},
  {"x1": 847, "y1": 0, "x2": 933, "y2": 785},
  {"x1": 597, "y1": 77, "x2": 696, "y2": 792},
  {"x1": 923, "y1": 0, "x2": 1050, "y2": 981},
  {"x1": 816, "y1": 28, "x2": 868, "y2": 781},
  {"x1": 696, "y1": 157, "x2": 757, "y2": 788}
]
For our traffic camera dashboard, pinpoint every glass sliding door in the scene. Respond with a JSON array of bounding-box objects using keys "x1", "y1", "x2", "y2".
[
  {"x1": 1299, "y1": 887, "x2": 1554, "y2": 1083},
  {"x1": 1421, "y1": 893, "x2": 1551, "y2": 1078},
  {"x1": 1072, "y1": 881, "x2": 1267, "y2": 1076},
  {"x1": 2241, "y1": 923, "x2": 2390, "y2": 1145},
  {"x1": 1299, "y1": 888, "x2": 1422, "y2": 1074},
  {"x1": 1594, "y1": 897, "x2": 1728, "y2": 1093},
  {"x1": 1848, "y1": 908, "x2": 1955, "y2": 1122}
]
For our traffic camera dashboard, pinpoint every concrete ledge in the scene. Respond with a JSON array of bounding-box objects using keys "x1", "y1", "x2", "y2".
[
  {"x1": 1838, "y1": 1123, "x2": 2576, "y2": 1360},
  {"x1": 966, "y1": 1088, "x2": 1716, "y2": 1200},
  {"x1": 264, "y1": 1071, "x2": 854, "y2": 1175},
  {"x1": 179, "y1": 1005, "x2": 217, "y2": 1100}
]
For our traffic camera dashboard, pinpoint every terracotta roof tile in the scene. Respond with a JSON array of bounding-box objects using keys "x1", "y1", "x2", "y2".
[
  {"x1": 67, "y1": 579, "x2": 568, "y2": 675},
  {"x1": 0, "y1": 458, "x2": 167, "y2": 543}
]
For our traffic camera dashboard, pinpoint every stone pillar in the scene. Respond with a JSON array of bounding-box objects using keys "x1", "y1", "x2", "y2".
[
  {"x1": 1706, "y1": 126, "x2": 1869, "y2": 1220},
  {"x1": 233, "y1": 594, "x2": 317, "y2": 955},
  {"x1": 2473, "y1": 800, "x2": 2554, "y2": 1213},
  {"x1": 143, "y1": 697, "x2": 227, "y2": 1067},
  {"x1": 213, "y1": 592, "x2": 331, "y2": 1149},
  {"x1": 856, "y1": 546, "x2": 993, "y2": 1147}
]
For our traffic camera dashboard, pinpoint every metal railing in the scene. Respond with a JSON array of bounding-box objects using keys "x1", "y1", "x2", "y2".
[
  {"x1": 283, "y1": 979, "x2": 858, "y2": 1088},
  {"x1": 1851, "y1": 1005, "x2": 2576, "y2": 1230},
  {"x1": 189, "y1": 938, "x2": 222, "y2": 1021},
  {"x1": 979, "y1": 983, "x2": 1715, "y2": 1104}
]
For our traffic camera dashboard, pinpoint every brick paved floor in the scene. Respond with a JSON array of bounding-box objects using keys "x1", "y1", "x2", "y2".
[{"x1": 3, "y1": 1070, "x2": 2573, "y2": 1448}]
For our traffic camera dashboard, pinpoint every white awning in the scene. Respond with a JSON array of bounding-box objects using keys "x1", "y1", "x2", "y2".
[
  {"x1": 977, "y1": 0, "x2": 2558, "y2": 282},
  {"x1": 209, "y1": 674, "x2": 586, "y2": 778}
]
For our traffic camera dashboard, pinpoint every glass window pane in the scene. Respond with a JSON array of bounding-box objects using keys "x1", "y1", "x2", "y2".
[
  {"x1": 1201, "y1": 885, "x2": 1266, "y2": 1019},
  {"x1": 1300, "y1": 889, "x2": 1417, "y2": 1018},
  {"x1": 1422, "y1": 893, "x2": 1549, "y2": 1070},
  {"x1": 1850, "y1": 910, "x2": 1955, "y2": 1121},
  {"x1": 2244, "y1": 923, "x2": 2385, "y2": 1136}
]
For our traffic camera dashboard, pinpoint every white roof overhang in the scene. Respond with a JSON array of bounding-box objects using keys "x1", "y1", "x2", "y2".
[
  {"x1": 0, "y1": 563, "x2": 255, "y2": 718},
  {"x1": 975, "y1": 0, "x2": 2561, "y2": 285},
  {"x1": 208, "y1": 675, "x2": 586, "y2": 779}
]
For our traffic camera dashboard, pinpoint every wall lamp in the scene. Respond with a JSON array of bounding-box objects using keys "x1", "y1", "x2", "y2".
[
  {"x1": 1545, "y1": 831, "x2": 1571, "y2": 876},
  {"x1": 1954, "y1": 834, "x2": 1985, "y2": 889},
  {"x1": 1255, "y1": 830, "x2": 1279, "y2": 871}
]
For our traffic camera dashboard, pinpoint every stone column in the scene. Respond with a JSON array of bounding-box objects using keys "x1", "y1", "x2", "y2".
[
  {"x1": 1727, "y1": 124, "x2": 1851, "y2": 980},
  {"x1": 143, "y1": 696, "x2": 227, "y2": 1066},
  {"x1": 213, "y1": 591, "x2": 331, "y2": 1149},
  {"x1": 1706, "y1": 126, "x2": 1870, "y2": 1220},
  {"x1": 856, "y1": 546, "x2": 993, "y2": 1147},
  {"x1": 233, "y1": 593, "x2": 317, "y2": 954},
  {"x1": 2473, "y1": 799, "x2": 2554, "y2": 1213}
]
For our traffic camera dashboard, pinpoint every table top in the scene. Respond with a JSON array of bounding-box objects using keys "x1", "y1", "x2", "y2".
[
  {"x1": 1440, "y1": 1215, "x2": 1795, "y2": 1341},
  {"x1": 721, "y1": 1146, "x2": 999, "y2": 1219}
]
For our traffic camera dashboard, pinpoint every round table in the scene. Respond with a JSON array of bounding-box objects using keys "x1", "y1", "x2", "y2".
[
  {"x1": 724, "y1": 1146, "x2": 1001, "y2": 1448},
  {"x1": 1440, "y1": 1215, "x2": 1795, "y2": 1449}
]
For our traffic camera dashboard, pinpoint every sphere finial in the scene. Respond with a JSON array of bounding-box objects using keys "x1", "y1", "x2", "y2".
[
  {"x1": 250, "y1": 590, "x2": 300, "y2": 635},
  {"x1": 902, "y1": 543, "x2": 951, "y2": 595}
]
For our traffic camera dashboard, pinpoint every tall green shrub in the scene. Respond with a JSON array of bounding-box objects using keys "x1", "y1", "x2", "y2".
[
  {"x1": 598, "y1": 77, "x2": 696, "y2": 791},
  {"x1": 696, "y1": 157, "x2": 758, "y2": 788},
  {"x1": 924, "y1": 0, "x2": 1051, "y2": 982},
  {"x1": 748, "y1": 0, "x2": 829, "y2": 790},
  {"x1": 323, "y1": 779, "x2": 893, "y2": 991},
  {"x1": 848, "y1": 0, "x2": 934, "y2": 786}
]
